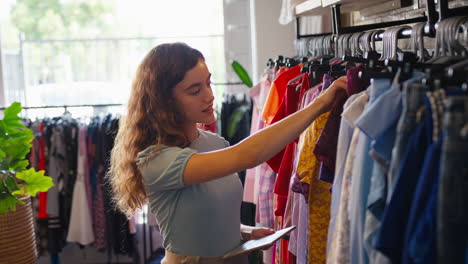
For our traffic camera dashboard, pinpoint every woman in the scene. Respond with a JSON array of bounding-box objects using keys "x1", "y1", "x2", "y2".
[{"x1": 108, "y1": 42, "x2": 346, "y2": 263}]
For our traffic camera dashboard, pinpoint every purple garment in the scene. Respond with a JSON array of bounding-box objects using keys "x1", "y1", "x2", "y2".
[
  {"x1": 291, "y1": 175, "x2": 310, "y2": 201},
  {"x1": 322, "y1": 73, "x2": 333, "y2": 90},
  {"x1": 314, "y1": 65, "x2": 369, "y2": 183}
]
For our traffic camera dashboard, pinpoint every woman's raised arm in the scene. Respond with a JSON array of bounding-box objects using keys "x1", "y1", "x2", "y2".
[{"x1": 183, "y1": 77, "x2": 347, "y2": 185}]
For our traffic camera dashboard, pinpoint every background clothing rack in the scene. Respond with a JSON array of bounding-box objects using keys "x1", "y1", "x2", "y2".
[{"x1": 0, "y1": 103, "x2": 124, "y2": 111}]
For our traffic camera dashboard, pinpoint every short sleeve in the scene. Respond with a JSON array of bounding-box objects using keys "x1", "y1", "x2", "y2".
[
  {"x1": 137, "y1": 146, "x2": 197, "y2": 191},
  {"x1": 221, "y1": 137, "x2": 230, "y2": 148}
]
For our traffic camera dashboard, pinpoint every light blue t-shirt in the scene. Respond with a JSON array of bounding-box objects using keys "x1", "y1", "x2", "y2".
[{"x1": 136, "y1": 129, "x2": 244, "y2": 257}]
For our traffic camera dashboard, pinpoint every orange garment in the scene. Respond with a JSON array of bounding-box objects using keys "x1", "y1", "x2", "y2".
[
  {"x1": 261, "y1": 65, "x2": 302, "y2": 125},
  {"x1": 295, "y1": 111, "x2": 331, "y2": 264}
]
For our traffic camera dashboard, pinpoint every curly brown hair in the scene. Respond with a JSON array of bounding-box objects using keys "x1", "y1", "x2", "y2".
[{"x1": 108, "y1": 42, "x2": 204, "y2": 217}]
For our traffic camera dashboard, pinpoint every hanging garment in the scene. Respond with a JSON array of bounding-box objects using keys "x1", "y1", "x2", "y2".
[
  {"x1": 279, "y1": 0, "x2": 303, "y2": 25},
  {"x1": 326, "y1": 92, "x2": 361, "y2": 254},
  {"x1": 101, "y1": 115, "x2": 133, "y2": 257},
  {"x1": 221, "y1": 95, "x2": 252, "y2": 186},
  {"x1": 314, "y1": 66, "x2": 368, "y2": 184},
  {"x1": 327, "y1": 126, "x2": 362, "y2": 264},
  {"x1": 327, "y1": 90, "x2": 369, "y2": 264},
  {"x1": 361, "y1": 74, "x2": 424, "y2": 264},
  {"x1": 436, "y1": 94, "x2": 468, "y2": 264},
  {"x1": 401, "y1": 135, "x2": 442, "y2": 264},
  {"x1": 291, "y1": 83, "x2": 321, "y2": 199},
  {"x1": 67, "y1": 125, "x2": 94, "y2": 245},
  {"x1": 244, "y1": 72, "x2": 272, "y2": 204},
  {"x1": 269, "y1": 74, "x2": 310, "y2": 217},
  {"x1": 374, "y1": 94, "x2": 435, "y2": 264},
  {"x1": 262, "y1": 65, "x2": 302, "y2": 125},
  {"x1": 88, "y1": 119, "x2": 107, "y2": 250},
  {"x1": 349, "y1": 78, "x2": 391, "y2": 264},
  {"x1": 46, "y1": 124, "x2": 68, "y2": 254},
  {"x1": 387, "y1": 82, "x2": 428, "y2": 199},
  {"x1": 295, "y1": 85, "x2": 333, "y2": 264},
  {"x1": 266, "y1": 74, "x2": 306, "y2": 174},
  {"x1": 61, "y1": 119, "x2": 79, "y2": 237},
  {"x1": 327, "y1": 89, "x2": 372, "y2": 264}
]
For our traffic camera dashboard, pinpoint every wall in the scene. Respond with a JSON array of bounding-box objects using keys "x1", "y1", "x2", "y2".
[
  {"x1": 223, "y1": 0, "x2": 253, "y2": 86},
  {"x1": 250, "y1": 0, "x2": 296, "y2": 82}
]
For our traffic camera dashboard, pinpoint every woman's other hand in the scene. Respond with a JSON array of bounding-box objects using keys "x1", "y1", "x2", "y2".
[
  {"x1": 315, "y1": 76, "x2": 347, "y2": 114},
  {"x1": 250, "y1": 227, "x2": 275, "y2": 240}
]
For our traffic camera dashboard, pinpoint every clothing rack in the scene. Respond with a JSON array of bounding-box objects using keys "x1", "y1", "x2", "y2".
[
  {"x1": 0, "y1": 82, "x2": 244, "y2": 111},
  {"x1": 296, "y1": 0, "x2": 468, "y2": 40},
  {"x1": 0, "y1": 103, "x2": 124, "y2": 111}
]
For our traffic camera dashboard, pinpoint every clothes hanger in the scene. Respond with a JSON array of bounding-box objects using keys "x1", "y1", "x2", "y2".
[
  {"x1": 341, "y1": 32, "x2": 370, "y2": 65},
  {"x1": 412, "y1": 22, "x2": 431, "y2": 62},
  {"x1": 392, "y1": 25, "x2": 412, "y2": 60},
  {"x1": 420, "y1": 16, "x2": 467, "y2": 88},
  {"x1": 350, "y1": 32, "x2": 364, "y2": 57},
  {"x1": 448, "y1": 17, "x2": 468, "y2": 57},
  {"x1": 331, "y1": 33, "x2": 360, "y2": 77},
  {"x1": 432, "y1": 17, "x2": 466, "y2": 59},
  {"x1": 382, "y1": 26, "x2": 414, "y2": 77},
  {"x1": 358, "y1": 29, "x2": 394, "y2": 80},
  {"x1": 360, "y1": 31, "x2": 374, "y2": 53},
  {"x1": 324, "y1": 35, "x2": 334, "y2": 57},
  {"x1": 445, "y1": 58, "x2": 468, "y2": 90}
]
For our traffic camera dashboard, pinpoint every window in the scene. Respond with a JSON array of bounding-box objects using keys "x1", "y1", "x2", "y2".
[{"x1": 0, "y1": 0, "x2": 226, "y2": 117}]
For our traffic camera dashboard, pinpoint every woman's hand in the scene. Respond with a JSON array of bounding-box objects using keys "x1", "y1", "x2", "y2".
[
  {"x1": 250, "y1": 227, "x2": 275, "y2": 240},
  {"x1": 241, "y1": 224, "x2": 275, "y2": 241},
  {"x1": 314, "y1": 76, "x2": 347, "y2": 114},
  {"x1": 242, "y1": 226, "x2": 275, "y2": 251}
]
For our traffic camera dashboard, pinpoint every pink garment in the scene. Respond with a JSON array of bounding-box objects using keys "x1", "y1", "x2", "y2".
[
  {"x1": 291, "y1": 84, "x2": 321, "y2": 199},
  {"x1": 255, "y1": 163, "x2": 276, "y2": 228},
  {"x1": 244, "y1": 72, "x2": 272, "y2": 204},
  {"x1": 128, "y1": 215, "x2": 137, "y2": 234},
  {"x1": 287, "y1": 128, "x2": 311, "y2": 264}
]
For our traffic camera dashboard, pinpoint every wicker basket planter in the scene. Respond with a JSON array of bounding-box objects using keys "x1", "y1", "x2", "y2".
[{"x1": 0, "y1": 195, "x2": 38, "y2": 264}]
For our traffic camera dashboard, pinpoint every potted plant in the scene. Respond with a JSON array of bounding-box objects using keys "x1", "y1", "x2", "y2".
[{"x1": 0, "y1": 102, "x2": 54, "y2": 264}]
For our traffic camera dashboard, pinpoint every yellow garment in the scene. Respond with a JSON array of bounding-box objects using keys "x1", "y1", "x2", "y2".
[
  {"x1": 307, "y1": 166, "x2": 331, "y2": 264},
  {"x1": 296, "y1": 112, "x2": 330, "y2": 184},
  {"x1": 295, "y1": 111, "x2": 331, "y2": 264}
]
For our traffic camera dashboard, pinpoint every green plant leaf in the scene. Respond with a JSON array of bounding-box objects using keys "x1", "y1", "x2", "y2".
[
  {"x1": 227, "y1": 105, "x2": 250, "y2": 138},
  {"x1": 231, "y1": 60, "x2": 253, "y2": 88},
  {"x1": 4, "y1": 175, "x2": 20, "y2": 193},
  {"x1": 15, "y1": 168, "x2": 53, "y2": 197},
  {"x1": 2, "y1": 102, "x2": 26, "y2": 133},
  {"x1": 0, "y1": 194, "x2": 23, "y2": 214},
  {"x1": 11, "y1": 160, "x2": 29, "y2": 171},
  {"x1": 0, "y1": 102, "x2": 34, "y2": 171},
  {"x1": 1, "y1": 137, "x2": 33, "y2": 171},
  {"x1": 0, "y1": 179, "x2": 24, "y2": 214}
]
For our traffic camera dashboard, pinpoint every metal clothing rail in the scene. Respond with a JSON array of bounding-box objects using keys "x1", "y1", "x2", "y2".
[
  {"x1": 0, "y1": 103, "x2": 124, "y2": 111},
  {"x1": 296, "y1": 0, "x2": 468, "y2": 40},
  {"x1": 0, "y1": 82, "x2": 246, "y2": 110}
]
